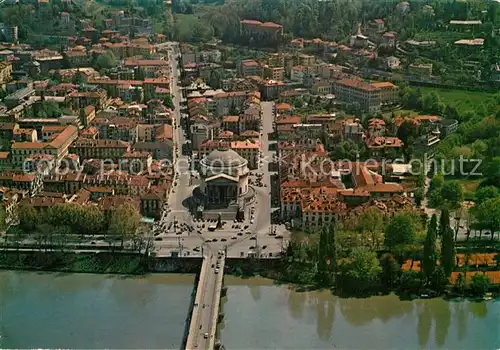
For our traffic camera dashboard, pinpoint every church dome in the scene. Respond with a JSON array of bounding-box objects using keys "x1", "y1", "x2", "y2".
[{"x1": 202, "y1": 148, "x2": 247, "y2": 168}]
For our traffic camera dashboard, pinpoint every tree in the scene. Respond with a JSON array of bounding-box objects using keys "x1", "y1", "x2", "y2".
[
  {"x1": 484, "y1": 157, "x2": 500, "y2": 179},
  {"x1": 329, "y1": 139, "x2": 362, "y2": 160},
  {"x1": 475, "y1": 186, "x2": 499, "y2": 205},
  {"x1": 470, "y1": 274, "x2": 491, "y2": 297},
  {"x1": 0, "y1": 206, "x2": 6, "y2": 232},
  {"x1": 454, "y1": 273, "x2": 466, "y2": 295},
  {"x1": 439, "y1": 208, "x2": 451, "y2": 237},
  {"x1": 18, "y1": 204, "x2": 39, "y2": 232},
  {"x1": 399, "y1": 270, "x2": 424, "y2": 294},
  {"x1": 344, "y1": 206, "x2": 384, "y2": 249},
  {"x1": 95, "y1": 51, "x2": 117, "y2": 70},
  {"x1": 80, "y1": 206, "x2": 105, "y2": 235},
  {"x1": 107, "y1": 203, "x2": 142, "y2": 239},
  {"x1": 423, "y1": 214, "x2": 438, "y2": 280},
  {"x1": 397, "y1": 119, "x2": 419, "y2": 152},
  {"x1": 379, "y1": 253, "x2": 400, "y2": 290},
  {"x1": 414, "y1": 187, "x2": 425, "y2": 207},
  {"x1": 429, "y1": 173, "x2": 444, "y2": 192},
  {"x1": 440, "y1": 212, "x2": 456, "y2": 278},
  {"x1": 36, "y1": 100, "x2": 62, "y2": 118},
  {"x1": 439, "y1": 181, "x2": 464, "y2": 209},
  {"x1": 384, "y1": 214, "x2": 417, "y2": 249},
  {"x1": 473, "y1": 197, "x2": 500, "y2": 240},
  {"x1": 163, "y1": 94, "x2": 174, "y2": 109},
  {"x1": 430, "y1": 266, "x2": 448, "y2": 293},
  {"x1": 341, "y1": 247, "x2": 381, "y2": 294},
  {"x1": 317, "y1": 224, "x2": 336, "y2": 285}
]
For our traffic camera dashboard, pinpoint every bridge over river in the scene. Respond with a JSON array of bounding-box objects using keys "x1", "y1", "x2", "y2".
[{"x1": 184, "y1": 249, "x2": 226, "y2": 350}]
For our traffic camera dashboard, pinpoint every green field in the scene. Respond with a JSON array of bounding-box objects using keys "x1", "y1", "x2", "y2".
[{"x1": 418, "y1": 87, "x2": 499, "y2": 115}]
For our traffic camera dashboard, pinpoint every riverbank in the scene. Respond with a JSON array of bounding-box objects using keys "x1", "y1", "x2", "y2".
[
  {"x1": 1, "y1": 251, "x2": 498, "y2": 300},
  {"x1": 0, "y1": 251, "x2": 148, "y2": 275}
]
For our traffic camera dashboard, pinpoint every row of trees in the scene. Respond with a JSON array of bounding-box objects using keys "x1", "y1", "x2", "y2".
[{"x1": 17, "y1": 202, "x2": 141, "y2": 238}]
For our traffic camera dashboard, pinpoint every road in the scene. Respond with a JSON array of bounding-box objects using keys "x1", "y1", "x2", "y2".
[
  {"x1": 162, "y1": 42, "x2": 196, "y2": 229},
  {"x1": 250, "y1": 101, "x2": 273, "y2": 234}
]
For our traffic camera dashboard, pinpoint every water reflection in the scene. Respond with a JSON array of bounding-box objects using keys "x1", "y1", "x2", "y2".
[
  {"x1": 339, "y1": 295, "x2": 413, "y2": 326},
  {"x1": 315, "y1": 293, "x2": 335, "y2": 342},
  {"x1": 249, "y1": 284, "x2": 261, "y2": 301},
  {"x1": 287, "y1": 286, "x2": 306, "y2": 320},
  {"x1": 433, "y1": 299, "x2": 451, "y2": 347},
  {"x1": 417, "y1": 301, "x2": 432, "y2": 348},
  {"x1": 454, "y1": 301, "x2": 468, "y2": 341},
  {"x1": 221, "y1": 278, "x2": 498, "y2": 350},
  {"x1": 469, "y1": 301, "x2": 488, "y2": 318}
]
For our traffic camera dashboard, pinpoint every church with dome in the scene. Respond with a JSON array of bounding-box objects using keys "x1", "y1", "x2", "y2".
[{"x1": 199, "y1": 147, "x2": 250, "y2": 209}]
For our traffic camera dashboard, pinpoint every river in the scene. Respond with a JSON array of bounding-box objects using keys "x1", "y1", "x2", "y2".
[{"x1": 0, "y1": 271, "x2": 498, "y2": 349}]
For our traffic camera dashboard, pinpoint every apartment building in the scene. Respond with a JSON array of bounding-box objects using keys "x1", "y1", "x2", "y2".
[
  {"x1": 264, "y1": 66, "x2": 285, "y2": 81},
  {"x1": 333, "y1": 79, "x2": 398, "y2": 113},
  {"x1": 259, "y1": 80, "x2": 285, "y2": 100},
  {"x1": 198, "y1": 139, "x2": 260, "y2": 170},
  {"x1": 67, "y1": 89, "x2": 107, "y2": 110},
  {"x1": 222, "y1": 115, "x2": 241, "y2": 135},
  {"x1": 214, "y1": 91, "x2": 260, "y2": 117},
  {"x1": 0, "y1": 172, "x2": 43, "y2": 195},
  {"x1": 69, "y1": 138, "x2": 131, "y2": 161},
  {"x1": 370, "y1": 82, "x2": 399, "y2": 105},
  {"x1": 123, "y1": 59, "x2": 170, "y2": 78},
  {"x1": 101, "y1": 42, "x2": 156, "y2": 59},
  {"x1": 240, "y1": 60, "x2": 262, "y2": 78},
  {"x1": 240, "y1": 20, "x2": 283, "y2": 38},
  {"x1": 230, "y1": 140, "x2": 260, "y2": 169},
  {"x1": 10, "y1": 125, "x2": 78, "y2": 168}
]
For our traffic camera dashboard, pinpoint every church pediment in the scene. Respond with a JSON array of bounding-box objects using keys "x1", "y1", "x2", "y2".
[{"x1": 205, "y1": 173, "x2": 238, "y2": 183}]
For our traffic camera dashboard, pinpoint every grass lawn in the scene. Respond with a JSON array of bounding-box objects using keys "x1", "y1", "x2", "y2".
[
  {"x1": 413, "y1": 31, "x2": 474, "y2": 43},
  {"x1": 418, "y1": 87, "x2": 499, "y2": 115},
  {"x1": 451, "y1": 178, "x2": 482, "y2": 201}
]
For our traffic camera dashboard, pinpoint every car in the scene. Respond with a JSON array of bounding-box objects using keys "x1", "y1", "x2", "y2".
[
  {"x1": 250, "y1": 237, "x2": 256, "y2": 240},
  {"x1": 204, "y1": 333, "x2": 209, "y2": 339},
  {"x1": 193, "y1": 247, "x2": 200, "y2": 252},
  {"x1": 249, "y1": 246, "x2": 256, "y2": 250},
  {"x1": 275, "y1": 235, "x2": 283, "y2": 239},
  {"x1": 211, "y1": 263, "x2": 215, "y2": 268},
  {"x1": 212, "y1": 238, "x2": 218, "y2": 242},
  {"x1": 250, "y1": 220, "x2": 254, "y2": 224},
  {"x1": 264, "y1": 184, "x2": 267, "y2": 187},
  {"x1": 237, "y1": 232, "x2": 243, "y2": 236},
  {"x1": 214, "y1": 269, "x2": 219, "y2": 274},
  {"x1": 176, "y1": 231, "x2": 182, "y2": 235},
  {"x1": 231, "y1": 236, "x2": 237, "y2": 240},
  {"x1": 245, "y1": 231, "x2": 252, "y2": 235},
  {"x1": 262, "y1": 245, "x2": 267, "y2": 249},
  {"x1": 244, "y1": 225, "x2": 249, "y2": 229}
]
